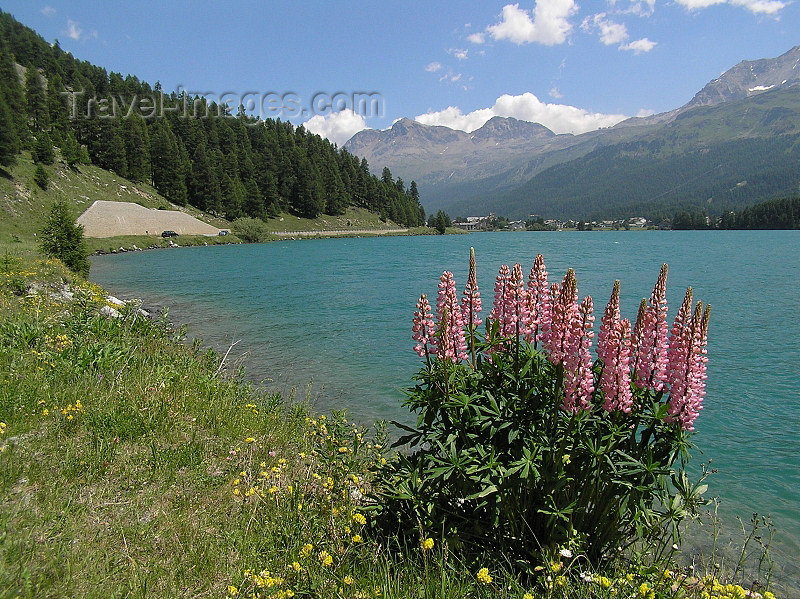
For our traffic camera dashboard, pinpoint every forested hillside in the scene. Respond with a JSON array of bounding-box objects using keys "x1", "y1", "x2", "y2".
[
  {"x1": 498, "y1": 133, "x2": 800, "y2": 222},
  {"x1": 0, "y1": 11, "x2": 425, "y2": 226}
]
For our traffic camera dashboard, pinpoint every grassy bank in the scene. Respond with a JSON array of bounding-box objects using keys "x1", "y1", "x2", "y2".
[{"x1": 0, "y1": 250, "x2": 786, "y2": 598}]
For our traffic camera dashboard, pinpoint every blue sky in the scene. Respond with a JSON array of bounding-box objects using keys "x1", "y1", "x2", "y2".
[{"x1": 3, "y1": 1, "x2": 799, "y2": 145}]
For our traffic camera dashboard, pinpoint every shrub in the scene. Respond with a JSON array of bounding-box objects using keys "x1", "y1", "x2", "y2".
[
  {"x1": 375, "y1": 249, "x2": 711, "y2": 569},
  {"x1": 232, "y1": 216, "x2": 271, "y2": 243}
]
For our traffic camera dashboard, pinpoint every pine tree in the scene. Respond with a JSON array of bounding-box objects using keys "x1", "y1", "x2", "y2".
[
  {"x1": 33, "y1": 130, "x2": 55, "y2": 164},
  {"x1": 61, "y1": 130, "x2": 81, "y2": 166},
  {"x1": 0, "y1": 93, "x2": 20, "y2": 167},
  {"x1": 150, "y1": 121, "x2": 187, "y2": 205},
  {"x1": 39, "y1": 201, "x2": 90, "y2": 276},
  {"x1": 0, "y1": 43, "x2": 28, "y2": 142},
  {"x1": 33, "y1": 163, "x2": 48, "y2": 189},
  {"x1": 25, "y1": 65, "x2": 49, "y2": 131},
  {"x1": 122, "y1": 116, "x2": 150, "y2": 182}
]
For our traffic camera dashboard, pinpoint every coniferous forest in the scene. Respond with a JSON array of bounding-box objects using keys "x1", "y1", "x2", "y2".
[{"x1": 0, "y1": 11, "x2": 426, "y2": 227}]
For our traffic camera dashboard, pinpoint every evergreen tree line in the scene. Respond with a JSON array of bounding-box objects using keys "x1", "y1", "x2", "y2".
[
  {"x1": 674, "y1": 196, "x2": 800, "y2": 229},
  {"x1": 0, "y1": 11, "x2": 426, "y2": 226}
]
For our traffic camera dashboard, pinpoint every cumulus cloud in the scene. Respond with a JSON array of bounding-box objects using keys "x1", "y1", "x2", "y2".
[
  {"x1": 581, "y1": 13, "x2": 629, "y2": 45},
  {"x1": 620, "y1": 37, "x2": 657, "y2": 53},
  {"x1": 448, "y1": 48, "x2": 469, "y2": 60},
  {"x1": 425, "y1": 62, "x2": 443, "y2": 72},
  {"x1": 41, "y1": 6, "x2": 56, "y2": 17},
  {"x1": 65, "y1": 19, "x2": 82, "y2": 40},
  {"x1": 467, "y1": 32, "x2": 486, "y2": 43},
  {"x1": 414, "y1": 92, "x2": 628, "y2": 135},
  {"x1": 486, "y1": 1, "x2": 578, "y2": 46},
  {"x1": 581, "y1": 13, "x2": 656, "y2": 52},
  {"x1": 303, "y1": 110, "x2": 368, "y2": 147},
  {"x1": 675, "y1": 0, "x2": 787, "y2": 14},
  {"x1": 63, "y1": 19, "x2": 97, "y2": 41},
  {"x1": 609, "y1": 0, "x2": 657, "y2": 16}
]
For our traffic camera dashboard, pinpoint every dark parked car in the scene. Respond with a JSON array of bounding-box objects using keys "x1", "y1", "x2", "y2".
[{"x1": 161, "y1": 230, "x2": 179, "y2": 238}]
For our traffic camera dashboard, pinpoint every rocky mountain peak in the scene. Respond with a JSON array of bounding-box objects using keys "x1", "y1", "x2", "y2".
[{"x1": 685, "y1": 45, "x2": 800, "y2": 109}]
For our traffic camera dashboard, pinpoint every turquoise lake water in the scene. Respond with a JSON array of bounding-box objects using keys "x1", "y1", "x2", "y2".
[{"x1": 91, "y1": 231, "x2": 799, "y2": 581}]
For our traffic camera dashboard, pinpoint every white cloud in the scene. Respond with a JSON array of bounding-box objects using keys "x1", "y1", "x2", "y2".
[
  {"x1": 581, "y1": 13, "x2": 629, "y2": 45},
  {"x1": 41, "y1": 6, "x2": 56, "y2": 17},
  {"x1": 610, "y1": 0, "x2": 657, "y2": 16},
  {"x1": 414, "y1": 92, "x2": 628, "y2": 135},
  {"x1": 486, "y1": 1, "x2": 578, "y2": 46},
  {"x1": 636, "y1": 108, "x2": 656, "y2": 117},
  {"x1": 448, "y1": 48, "x2": 469, "y2": 60},
  {"x1": 581, "y1": 13, "x2": 656, "y2": 52},
  {"x1": 65, "y1": 19, "x2": 82, "y2": 40},
  {"x1": 425, "y1": 62, "x2": 443, "y2": 72},
  {"x1": 549, "y1": 86, "x2": 563, "y2": 99},
  {"x1": 675, "y1": 0, "x2": 787, "y2": 14},
  {"x1": 467, "y1": 32, "x2": 486, "y2": 44},
  {"x1": 63, "y1": 19, "x2": 98, "y2": 41},
  {"x1": 621, "y1": 37, "x2": 657, "y2": 53},
  {"x1": 303, "y1": 110, "x2": 368, "y2": 147}
]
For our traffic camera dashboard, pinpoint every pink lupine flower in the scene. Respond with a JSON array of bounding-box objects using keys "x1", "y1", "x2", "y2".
[
  {"x1": 599, "y1": 318, "x2": 634, "y2": 413},
  {"x1": 562, "y1": 295, "x2": 595, "y2": 413},
  {"x1": 436, "y1": 271, "x2": 468, "y2": 362},
  {"x1": 666, "y1": 287, "x2": 694, "y2": 406},
  {"x1": 510, "y1": 263, "x2": 531, "y2": 340},
  {"x1": 597, "y1": 280, "x2": 621, "y2": 365},
  {"x1": 526, "y1": 254, "x2": 551, "y2": 345},
  {"x1": 667, "y1": 300, "x2": 711, "y2": 431},
  {"x1": 412, "y1": 293, "x2": 436, "y2": 358},
  {"x1": 632, "y1": 264, "x2": 669, "y2": 391},
  {"x1": 544, "y1": 269, "x2": 577, "y2": 365},
  {"x1": 461, "y1": 247, "x2": 483, "y2": 330},
  {"x1": 490, "y1": 264, "x2": 512, "y2": 330}
]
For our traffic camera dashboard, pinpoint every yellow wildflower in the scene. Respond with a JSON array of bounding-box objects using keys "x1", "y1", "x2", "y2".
[
  {"x1": 318, "y1": 550, "x2": 333, "y2": 567},
  {"x1": 344, "y1": 575, "x2": 354, "y2": 585},
  {"x1": 352, "y1": 513, "x2": 366, "y2": 525},
  {"x1": 291, "y1": 561, "x2": 302, "y2": 573},
  {"x1": 477, "y1": 567, "x2": 492, "y2": 585},
  {"x1": 351, "y1": 535, "x2": 362, "y2": 543},
  {"x1": 421, "y1": 537, "x2": 434, "y2": 551},
  {"x1": 245, "y1": 437, "x2": 255, "y2": 443},
  {"x1": 300, "y1": 543, "x2": 314, "y2": 558}
]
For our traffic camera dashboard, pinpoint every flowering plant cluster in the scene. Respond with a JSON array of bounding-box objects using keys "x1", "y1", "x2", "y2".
[{"x1": 379, "y1": 249, "x2": 711, "y2": 566}]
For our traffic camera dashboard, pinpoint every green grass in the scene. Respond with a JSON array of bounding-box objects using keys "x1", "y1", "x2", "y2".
[{"x1": 0, "y1": 257, "x2": 786, "y2": 599}]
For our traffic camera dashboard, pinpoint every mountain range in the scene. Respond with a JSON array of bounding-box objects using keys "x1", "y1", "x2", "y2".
[{"x1": 344, "y1": 46, "x2": 800, "y2": 221}]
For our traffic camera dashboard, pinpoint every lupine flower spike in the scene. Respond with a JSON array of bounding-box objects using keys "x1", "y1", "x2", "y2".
[
  {"x1": 597, "y1": 280, "x2": 621, "y2": 365},
  {"x1": 562, "y1": 295, "x2": 595, "y2": 412},
  {"x1": 598, "y1": 281, "x2": 633, "y2": 412},
  {"x1": 436, "y1": 271, "x2": 467, "y2": 362},
  {"x1": 527, "y1": 254, "x2": 550, "y2": 346},
  {"x1": 667, "y1": 298, "x2": 711, "y2": 430},
  {"x1": 461, "y1": 247, "x2": 483, "y2": 331},
  {"x1": 412, "y1": 294, "x2": 436, "y2": 359},
  {"x1": 666, "y1": 287, "x2": 694, "y2": 409},
  {"x1": 461, "y1": 247, "x2": 482, "y2": 367},
  {"x1": 632, "y1": 264, "x2": 669, "y2": 391},
  {"x1": 600, "y1": 318, "x2": 634, "y2": 413},
  {"x1": 545, "y1": 269, "x2": 578, "y2": 365}
]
